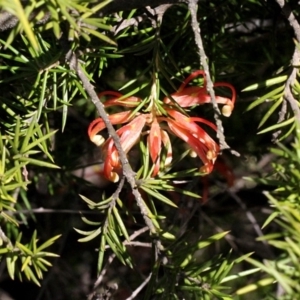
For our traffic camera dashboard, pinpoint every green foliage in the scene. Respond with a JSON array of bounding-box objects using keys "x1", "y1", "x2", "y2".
[
  {"x1": 238, "y1": 125, "x2": 300, "y2": 298},
  {"x1": 0, "y1": 0, "x2": 114, "y2": 49},
  {"x1": 0, "y1": 0, "x2": 116, "y2": 290},
  {"x1": 1, "y1": 0, "x2": 300, "y2": 298},
  {"x1": 0, "y1": 116, "x2": 58, "y2": 221},
  {"x1": 0, "y1": 230, "x2": 60, "y2": 286},
  {"x1": 243, "y1": 70, "x2": 300, "y2": 140},
  {"x1": 144, "y1": 233, "x2": 249, "y2": 300},
  {"x1": 75, "y1": 192, "x2": 133, "y2": 272}
]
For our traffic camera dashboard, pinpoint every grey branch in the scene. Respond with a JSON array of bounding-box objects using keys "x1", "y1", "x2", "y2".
[
  {"x1": 274, "y1": 0, "x2": 300, "y2": 128},
  {"x1": 0, "y1": 226, "x2": 13, "y2": 248},
  {"x1": 68, "y1": 52, "x2": 161, "y2": 242},
  {"x1": 125, "y1": 272, "x2": 152, "y2": 300},
  {"x1": 188, "y1": 0, "x2": 239, "y2": 156}
]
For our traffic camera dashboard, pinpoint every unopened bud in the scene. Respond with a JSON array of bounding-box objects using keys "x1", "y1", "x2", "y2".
[
  {"x1": 206, "y1": 150, "x2": 216, "y2": 160},
  {"x1": 222, "y1": 105, "x2": 232, "y2": 117},
  {"x1": 110, "y1": 172, "x2": 119, "y2": 183},
  {"x1": 91, "y1": 134, "x2": 105, "y2": 146},
  {"x1": 189, "y1": 149, "x2": 197, "y2": 158}
]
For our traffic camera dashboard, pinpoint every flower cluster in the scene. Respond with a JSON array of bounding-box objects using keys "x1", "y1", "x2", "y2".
[{"x1": 88, "y1": 70, "x2": 236, "y2": 182}]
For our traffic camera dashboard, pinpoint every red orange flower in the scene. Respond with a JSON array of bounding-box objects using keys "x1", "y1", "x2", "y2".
[{"x1": 88, "y1": 71, "x2": 236, "y2": 182}]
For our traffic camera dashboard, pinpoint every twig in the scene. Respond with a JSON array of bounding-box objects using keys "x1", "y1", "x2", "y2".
[
  {"x1": 272, "y1": 100, "x2": 287, "y2": 141},
  {"x1": 276, "y1": 0, "x2": 300, "y2": 41},
  {"x1": 8, "y1": 208, "x2": 106, "y2": 215},
  {"x1": 104, "y1": 241, "x2": 151, "y2": 249},
  {"x1": 90, "y1": 226, "x2": 149, "y2": 297},
  {"x1": 188, "y1": 0, "x2": 220, "y2": 115},
  {"x1": 273, "y1": 0, "x2": 300, "y2": 141},
  {"x1": 112, "y1": 15, "x2": 146, "y2": 35},
  {"x1": 0, "y1": 226, "x2": 13, "y2": 248},
  {"x1": 103, "y1": 176, "x2": 125, "y2": 231},
  {"x1": 284, "y1": 63, "x2": 300, "y2": 122},
  {"x1": 201, "y1": 211, "x2": 239, "y2": 251},
  {"x1": 68, "y1": 52, "x2": 160, "y2": 240},
  {"x1": 226, "y1": 188, "x2": 274, "y2": 259},
  {"x1": 188, "y1": 0, "x2": 239, "y2": 156},
  {"x1": 125, "y1": 272, "x2": 152, "y2": 300}
]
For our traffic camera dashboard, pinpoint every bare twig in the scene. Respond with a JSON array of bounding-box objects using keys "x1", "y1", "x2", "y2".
[
  {"x1": 226, "y1": 188, "x2": 274, "y2": 259},
  {"x1": 283, "y1": 50, "x2": 300, "y2": 121},
  {"x1": 125, "y1": 272, "x2": 152, "y2": 300},
  {"x1": 273, "y1": 0, "x2": 300, "y2": 141},
  {"x1": 68, "y1": 52, "x2": 160, "y2": 240},
  {"x1": 112, "y1": 15, "x2": 146, "y2": 35},
  {"x1": 276, "y1": 0, "x2": 300, "y2": 41},
  {"x1": 9, "y1": 207, "x2": 105, "y2": 215},
  {"x1": 201, "y1": 211, "x2": 239, "y2": 251},
  {"x1": 0, "y1": 226, "x2": 13, "y2": 248},
  {"x1": 100, "y1": 0, "x2": 185, "y2": 16},
  {"x1": 188, "y1": 0, "x2": 220, "y2": 117},
  {"x1": 188, "y1": 0, "x2": 239, "y2": 156},
  {"x1": 103, "y1": 176, "x2": 125, "y2": 231},
  {"x1": 112, "y1": 4, "x2": 172, "y2": 36},
  {"x1": 272, "y1": 100, "x2": 287, "y2": 141},
  {"x1": 90, "y1": 226, "x2": 149, "y2": 297}
]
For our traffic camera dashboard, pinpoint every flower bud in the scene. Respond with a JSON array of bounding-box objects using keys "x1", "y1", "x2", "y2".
[
  {"x1": 222, "y1": 105, "x2": 232, "y2": 117},
  {"x1": 91, "y1": 134, "x2": 105, "y2": 146}
]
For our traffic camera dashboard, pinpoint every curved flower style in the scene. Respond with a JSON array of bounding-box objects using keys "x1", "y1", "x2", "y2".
[
  {"x1": 88, "y1": 71, "x2": 236, "y2": 182},
  {"x1": 162, "y1": 110, "x2": 219, "y2": 173},
  {"x1": 163, "y1": 70, "x2": 236, "y2": 117}
]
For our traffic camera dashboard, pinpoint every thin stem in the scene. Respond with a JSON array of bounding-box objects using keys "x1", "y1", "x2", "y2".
[
  {"x1": 188, "y1": 0, "x2": 239, "y2": 156},
  {"x1": 272, "y1": 98, "x2": 287, "y2": 142},
  {"x1": 274, "y1": 0, "x2": 300, "y2": 125},
  {"x1": 125, "y1": 272, "x2": 152, "y2": 300},
  {"x1": 68, "y1": 52, "x2": 159, "y2": 238},
  {"x1": 90, "y1": 226, "x2": 149, "y2": 296},
  {"x1": 0, "y1": 226, "x2": 13, "y2": 248},
  {"x1": 103, "y1": 176, "x2": 125, "y2": 232}
]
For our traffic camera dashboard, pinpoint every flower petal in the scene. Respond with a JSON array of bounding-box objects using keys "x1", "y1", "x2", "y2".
[
  {"x1": 214, "y1": 82, "x2": 236, "y2": 116},
  {"x1": 161, "y1": 130, "x2": 172, "y2": 166},
  {"x1": 165, "y1": 110, "x2": 218, "y2": 152},
  {"x1": 164, "y1": 70, "x2": 236, "y2": 116},
  {"x1": 88, "y1": 111, "x2": 134, "y2": 145},
  {"x1": 93, "y1": 114, "x2": 146, "y2": 182},
  {"x1": 148, "y1": 119, "x2": 162, "y2": 163},
  {"x1": 164, "y1": 86, "x2": 208, "y2": 107},
  {"x1": 164, "y1": 87, "x2": 234, "y2": 113},
  {"x1": 102, "y1": 139, "x2": 120, "y2": 182},
  {"x1": 167, "y1": 119, "x2": 218, "y2": 174},
  {"x1": 117, "y1": 115, "x2": 146, "y2": 154}
]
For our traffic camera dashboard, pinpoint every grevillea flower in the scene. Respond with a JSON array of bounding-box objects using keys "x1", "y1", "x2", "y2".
[{"x1": 88, "y1": 71, "x2": 236, "y2": 182}]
